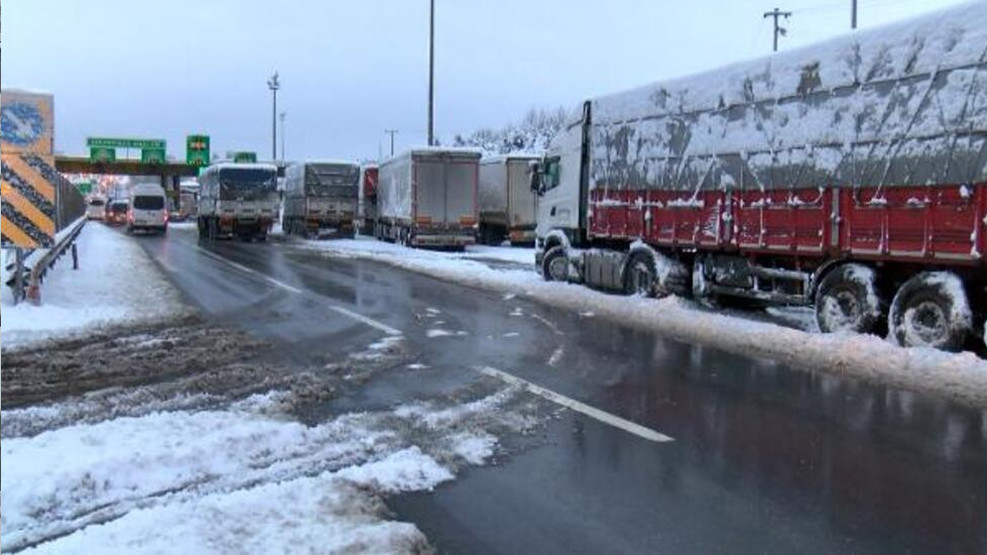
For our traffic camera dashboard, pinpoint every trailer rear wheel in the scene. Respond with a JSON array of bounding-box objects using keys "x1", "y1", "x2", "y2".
[
  {"x1": 542, "y1": 246, "x2": 569, "y2": 282},
  {"x1": 889, "y1": 272, "x2": 972, "y2": 351},
  {"x1": 815, "y1": 264, "x2": 883, "y2": 335},
  {"x1": 624, "y1": 252, "x2": 656, "y2": 297}
]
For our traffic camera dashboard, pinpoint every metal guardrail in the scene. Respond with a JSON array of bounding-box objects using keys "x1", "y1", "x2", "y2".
[{"x1": 4, "y1": 217, "x2": 86, "y2": 304}]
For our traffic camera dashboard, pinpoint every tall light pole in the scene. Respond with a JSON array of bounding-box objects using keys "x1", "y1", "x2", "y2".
[
  {"x1": 279, "y1": 112, "x2": 287, "y2": 163},
  {"x1": 267, "y1": 72, "x2": 280, "y2": 162},
  {"x1": 851, "y1": 0, "x2": 858, "y2": 29},
  {"x1": 427, "y1": 0, "x2": 435, "y2": 147}
]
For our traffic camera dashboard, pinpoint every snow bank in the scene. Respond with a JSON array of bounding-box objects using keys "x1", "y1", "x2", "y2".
[
  {"x1": 304, "y1": 239, "x2": 987, "y2": 408},
  {"x1": 1, "y1": 386, "x2": 535, "y2": 552},
  {"x1": 0, "y1": 224, "x2": 188, "y2": 349}
]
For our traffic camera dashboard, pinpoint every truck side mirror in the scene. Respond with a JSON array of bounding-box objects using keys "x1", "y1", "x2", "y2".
[{"x1": 529, "y1": 164, "x2": 542, "y2": 195}]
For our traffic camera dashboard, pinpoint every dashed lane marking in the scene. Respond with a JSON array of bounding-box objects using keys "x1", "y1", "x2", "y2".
[
  {"x1": 192, "y1": 244, "x2": 400, "y2": 335},
  {"x1": 475, "y1": 366, "x2": 675, "y2": 444}
]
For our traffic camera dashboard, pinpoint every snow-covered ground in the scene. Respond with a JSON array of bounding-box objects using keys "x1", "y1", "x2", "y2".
[
  {"x1": 1, "y1": 377, "x2": 539, "y2": 553},
  {"x1": 0, "y1": 223, "x2": 188, "y2": 350},
  {"x1": 299, "y1": 237, "x2": 987, "y2": 408}
]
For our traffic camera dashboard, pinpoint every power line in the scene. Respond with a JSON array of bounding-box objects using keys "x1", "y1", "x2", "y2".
[{"x1": 763, "y1": 7, "x2": 793, "y2": 52}]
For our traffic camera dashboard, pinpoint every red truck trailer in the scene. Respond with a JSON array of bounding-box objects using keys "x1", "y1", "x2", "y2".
[
  {"x1": 358, "y1": 164, "x2": 379, "y2": 234},
  {"x1": 532, "y1": 3, "x2": 987, "y2": 352}
]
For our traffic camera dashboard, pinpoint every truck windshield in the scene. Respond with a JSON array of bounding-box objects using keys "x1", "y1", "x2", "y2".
[
  {"x1": 306, "y1": 165, "x2": 359, "y2": 197},
  {"x1": 219, "y1": 168, "x2": 277, "y2": 200}
]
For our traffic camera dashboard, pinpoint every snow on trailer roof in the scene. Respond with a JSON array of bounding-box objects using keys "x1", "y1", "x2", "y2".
[
  {"x1": 381, "y1": 147, "x2": 483, "y2": 166},
  {"x1": 297, "y1": 159, "x2": 361, "y2": 167},
  {"x1": 205, "y1": 162, "x2": 279, "y2": 172},
  {"x1": 589, "y1": 1, "x2": 987, "y2": 192},
  {"x1": 481, "y1": 153, "x2": 544, "y2": 164}
]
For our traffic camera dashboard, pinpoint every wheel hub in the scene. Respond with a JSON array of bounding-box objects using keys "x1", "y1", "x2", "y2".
[
  {"x1": 904, "y1": 300, "x2": 948, "y2": 346},
  {"x1": 548, "y1": 256, "x2": 568, "y2": 282}
]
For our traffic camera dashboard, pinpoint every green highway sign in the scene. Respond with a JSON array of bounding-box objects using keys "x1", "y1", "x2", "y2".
[
  {"x1": 76, "y1": 181, "x2": 94, "y2": 195},
  {"x1": 87, "y1": 137, "x2": 166, "y2": 150},
  {"x1": 90, "y1": 147, "x2": 117, "y2": 164},
  {"x1": 141, "y1": 148, "x2": 167, "y2": 164},
  {"x1": 186, "y1": 135, "x2": 211, "y2": 166},
  {"x1": 233, "y1": 152, "x2": 258, "y2": 164}
]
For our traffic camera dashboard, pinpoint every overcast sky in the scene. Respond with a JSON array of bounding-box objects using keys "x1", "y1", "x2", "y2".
[{"x1": 1, "y1": 0, "x2": 973, "y2": 162}]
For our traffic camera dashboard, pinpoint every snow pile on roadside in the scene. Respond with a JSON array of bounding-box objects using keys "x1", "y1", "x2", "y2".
[
  {"x1": 311, "y1": 235, "x2": 535, "y2": 267},
  {"x1": 0, "y1": 224, "x2": 188, "y2": 349},
  {"x1": 1, "y1": 385, "x2": 538, "y2": 553},
  {"x1": 305, "y1": 240, "x2": 987, "y2": 408}
]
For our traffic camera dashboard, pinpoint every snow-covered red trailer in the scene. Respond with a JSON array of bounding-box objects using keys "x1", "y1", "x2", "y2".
[{"x1": 533, "y1": 2, "x2": 987, "y2": 352}]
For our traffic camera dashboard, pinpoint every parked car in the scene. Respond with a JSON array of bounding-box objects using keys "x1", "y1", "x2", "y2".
[{"x1": 127, "y1": 183, "x2": 168, "y2": 235}]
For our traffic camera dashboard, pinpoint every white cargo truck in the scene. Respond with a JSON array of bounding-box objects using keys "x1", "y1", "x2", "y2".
[
  {"x1": 283, "y1": 161, "x2": 359, "y2": 239},
  {"x1": 197, "y1": 163, "x2": 279, "y2": 241},
  {"x1": 377, "y1": 149, "x2": 480, "y2": 249},
  {"x1": 478, "y1": 155, "x2": 540, "y2": 246}
]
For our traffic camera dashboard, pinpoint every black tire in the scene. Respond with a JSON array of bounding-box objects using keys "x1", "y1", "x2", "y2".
[
  {"x1": 624, "y1": 252, "x2": 656, "y2": 297},
  {"x1": 889, "y1": 272, "x2": 972, "y2": 351},
  {"x1": 815, "y1": 264, "x2": 883, "y2": 335},
  {"x1": 542, "y1": 245, "x2": 569, "y2": 282}
]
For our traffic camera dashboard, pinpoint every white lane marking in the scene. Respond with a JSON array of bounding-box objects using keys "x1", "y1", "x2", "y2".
[
  {"x1": 194, "y1": 246, "x2": 303, "y2": 294},
  {"x1": 330, "y1": 305, "x2": 403, "y2": 336},
  {"x1": 475, "y1": 366, "x2": 674, "y2": 444},
  {"x1": 193, "y1": 245, "x2": 401, "y2": 335}
]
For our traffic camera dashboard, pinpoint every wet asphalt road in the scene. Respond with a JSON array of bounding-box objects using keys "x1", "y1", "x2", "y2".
[{"x1": 136, "y1": 226, "x2": 987, "y2": 554}]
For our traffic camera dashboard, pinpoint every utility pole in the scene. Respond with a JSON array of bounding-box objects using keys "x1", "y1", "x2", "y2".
[
  {"x1": 763, "y1": 8, "x2": 791, "y2": 52},
  {"x1": 851, "y1": 0, "x2": 858, "y2": 29},
  {"x1": 279, "y1": 112, "x2": 287, "y2": 163},
  {"x1": 384, "y1": 129, "x2": 399, "y2": 157},
  {"x1": 267, "y1": 72, "x2": 280, "y2": 162},
  {"x1": 427, "y1": 0, "x2": 435, "y2": 147}
]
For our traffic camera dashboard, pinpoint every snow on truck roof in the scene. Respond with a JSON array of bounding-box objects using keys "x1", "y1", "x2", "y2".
[
  {"x1": 292, "y1": 159, "x2": 361, "y2": 167},
  {"x1": 481, "y1": 153, "x2": 543, "y2": 164},
  {"x1": 587, "y1": 1, "x2": 987, "y2": 190},
  {"x1": 206, "y1": 163, "x2": 278, "y2": 172}
]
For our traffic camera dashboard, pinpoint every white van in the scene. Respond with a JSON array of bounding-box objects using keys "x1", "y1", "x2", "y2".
[{"x1": 127, "y1": 183, "x2": 168, "y2": 234}]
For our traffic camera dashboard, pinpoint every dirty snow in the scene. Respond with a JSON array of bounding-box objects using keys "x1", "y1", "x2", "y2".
[
  {"x1": 1, "y1": 384, "x2": 540, "y2": 553},
  {"x1": 1, "y1": 223, "x2": 188, "y2": 349},
  {"x1": 301, "y1": 238, "x2": 987, "y2": 408}
]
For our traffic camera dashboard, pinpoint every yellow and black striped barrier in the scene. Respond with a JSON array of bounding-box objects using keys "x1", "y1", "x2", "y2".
[{"x1": 1, "y1": 89, "x2": 58, "y2": 249}]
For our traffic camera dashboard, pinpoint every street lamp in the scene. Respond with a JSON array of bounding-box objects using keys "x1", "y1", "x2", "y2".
[
  {"x1": 267, "y1": 72, "x2": 280, "y2": 162},
  {"x1": 427, "y1": 0, "x2": 435, "y2": 146}
]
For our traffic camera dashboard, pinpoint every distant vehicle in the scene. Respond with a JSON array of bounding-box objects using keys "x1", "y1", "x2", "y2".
[
  {"x1": 479, "y1": 155, "x2": 540, "y2": 246},
  {"x1": 377, "y1": 149, "x2": 480, "y2": 249},
  {"x1": 197, "y1": 163, "x2": 279, "y2": 241},
  {"x1": 127, "y1": 183, "x2": 168, "y2": 235},
  {"x1": 86, "y1": 197, "x2": 107, "y2": 220},
  {"x1": 358, "y1": 164, "x2": 379, "y2": 234},
  {"x1": 104, "y1": 200, "x2": 129, "y2": 226},
  {"x1": 283, "y1": 161, "x2": 359, "y2": 239},
  {"x1": 532, "y1": 2, "x2": 987, "y2": 352}
]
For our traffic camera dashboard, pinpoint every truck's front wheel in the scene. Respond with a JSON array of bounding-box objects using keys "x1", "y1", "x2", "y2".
[
  {"x1": 889, "y1": 272, "x2": 972, "y2": 351},
  {"x1": 542, "y1": 246, "x2": 569, "y2": 282},
  {"x1": 815, "y1": 264, "x2": 883, "y2": 335},
  {"x1": 624, "y1": 252, "x2": 656, "y2": 297}
]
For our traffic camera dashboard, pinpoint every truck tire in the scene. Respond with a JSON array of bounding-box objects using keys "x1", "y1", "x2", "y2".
[
  {"x1": 624, "y1": 252, "x2": 656, "y2": 297},
  {"x1": 815, "y1": 264, "x2": 883, "y2": 335},
  {"x1": 542, "y1": 246, "x2": 569, "y2": 282},
  {"x1": 889, "y1": 272, "x2": 972, "y2": 351}
]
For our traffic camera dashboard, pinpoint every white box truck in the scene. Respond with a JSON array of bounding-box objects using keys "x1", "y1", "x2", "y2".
[
  {"x1": 377, "y1": 148, "x2": 480, "y2": 249},
  {"x1": 197, "y1": 163, "x2": 279, "y2": 241},
  {"x1": 479, "y1": 155, "x2": 540, "y2": 246}
]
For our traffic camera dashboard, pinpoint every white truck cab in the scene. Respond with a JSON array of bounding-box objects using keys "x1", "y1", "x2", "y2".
[{"x1": 534, "y1": 103, "x2": 589, "y2": 262}]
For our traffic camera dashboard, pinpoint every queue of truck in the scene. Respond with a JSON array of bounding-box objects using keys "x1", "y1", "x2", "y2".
[{"x1": 179, "y1": 2, "x2": 984, "y2": 354}]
